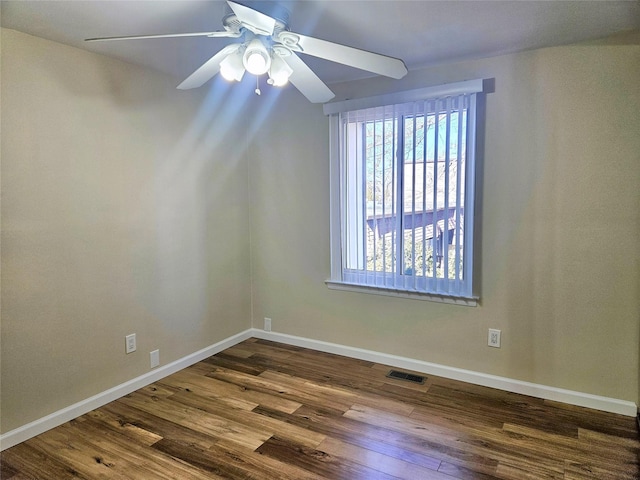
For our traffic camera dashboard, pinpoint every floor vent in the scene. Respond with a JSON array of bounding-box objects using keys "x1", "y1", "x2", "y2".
[{"x1": 386, "y1": 370, "x2": 426, "y2": 384}]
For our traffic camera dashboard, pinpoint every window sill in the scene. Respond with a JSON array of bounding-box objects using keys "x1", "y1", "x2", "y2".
[{"x1": 325, "y1": 280, "x2": 478, "y2": 307}]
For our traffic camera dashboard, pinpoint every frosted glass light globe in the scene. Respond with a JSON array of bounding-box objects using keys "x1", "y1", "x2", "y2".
[{"x1": 243, "y1": 39, "x2": 271, "y2": 76}]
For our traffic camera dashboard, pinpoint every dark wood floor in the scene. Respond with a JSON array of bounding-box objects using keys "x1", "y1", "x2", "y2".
[{"x1": 2, "y1": 338, "x2": 638, "y2": 479}]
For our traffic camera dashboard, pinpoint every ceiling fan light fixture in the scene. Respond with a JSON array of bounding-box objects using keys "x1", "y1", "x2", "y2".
[
  {"x1": 220, "y1": 49, "x2": 245, "y2": 81},
  {"x1": 268, "y1": 54, "x2": 293, "y2": 87},
  {"x1": 243, "y1": 38, "x2": 271, "y2": 75},
  {"x1": 86, "y1": 1, "x2": 406, "y2": 103}
]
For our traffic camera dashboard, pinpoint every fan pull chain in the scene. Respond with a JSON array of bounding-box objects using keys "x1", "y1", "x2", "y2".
[{"x1": 255, "y1": 76, "x2": 261, "y2": 96}]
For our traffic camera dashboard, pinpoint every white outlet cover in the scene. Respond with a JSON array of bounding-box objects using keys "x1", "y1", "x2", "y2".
[
  {"x1": 488, "y1": 329, "x2": 501, "y2": 348},
  {"x1": 125, "y1": 334, "x2": 136, "y2": 354},
  {"x1": 150, "y1": 349, "x2": 160, "y2": 368}
]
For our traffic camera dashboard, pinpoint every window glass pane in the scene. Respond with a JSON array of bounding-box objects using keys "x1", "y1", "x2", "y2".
[
  {"x1": 398, "y1": 104, "x2": 467, "y2": 283},
  {"x1": 335, "y1": 90, "x2": 477, "y2": 298},
  {"x1": 364, "y1": 115, "x2": 398, "y2": 275}
]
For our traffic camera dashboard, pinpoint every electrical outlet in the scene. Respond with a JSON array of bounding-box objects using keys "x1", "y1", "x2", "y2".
[
  {"x1": 488, "y1": 329, "x2": 501, "y2": 348},
  {"x1": 150, "y1": 349, "x2": 160, "y2": 368},
  {"x1": 125, "y1": 334, "x2": 136, "y2": 354},
  {"x1": 264, "y1": 317, "x2": 272, "y2": 332}
]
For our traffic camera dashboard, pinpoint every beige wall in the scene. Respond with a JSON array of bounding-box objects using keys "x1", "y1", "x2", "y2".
[
  {"x1": 1, "y1": 29, "x2": 252, "y2": 433},
  {"x1": 249, "y1": 34, "x2": 640, "y2": 404}
]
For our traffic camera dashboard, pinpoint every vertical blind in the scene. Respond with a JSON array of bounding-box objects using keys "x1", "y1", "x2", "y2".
[{"x1": 327, "y1": 81, "x2": 482, "y2": 299}]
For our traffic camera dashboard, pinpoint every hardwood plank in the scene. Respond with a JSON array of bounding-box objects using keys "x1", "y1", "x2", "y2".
[
  {"x1": 316, "y1": 436, "x2": 451, "y2": 479},
  {"x1": 221, "y1": 344, "x2": 259, "y2": 359},
  {"x1": 259, "y1": 369, "x2": 360, "y2": 409},
  {"x1": 495, "y1": 461, "x2": 564, "y2": 480},
  {"x1": 234, "y1": 340, "x2": 300, "y2": 361},
  {"x1": 544, "y1": 399, "x2": 640, "y2": 439},
  {"x1": 0, "y1": 441, "x2": 89, "y2": 479},
  {"x1": 162, "y1": 366, "x2": 303, "y2": 413},
  {"x1": 151, "y1": 439, "x2": 255, "y2": 479},
  {"x1": 424, "y1": 383, "x2": 578, "y2": 437},
  {"x1": 207, "y1": 367, "x2": 355, "y2": 413},
  {"x1": 409, "y1": 400, "x2": 506, "y2": 431},
  {"x1": 563, "y1": 460, "x2": 640, "y2": 480},
  {"x1": 154, "y1": 437, "x2": 328, "y2": 480},
  {"x1": 256, "y1": 435, "x2": 401, "y2": 480},
  {"x1": 218, "y1": 342, "x2": 374, "y2": 389},
  {"x1": 167, "y1": 389, "x2": 326, "y2": 448},
  {"x1": 502, "y1": 423, "x2": 639, "y2": 476},
  {"x1": 344, "y1": 403, "x2": 566, "y2": 477},
  {"x1": 216, "y1": 436, "x2": 330, "y2": 480},
  {"x1": 59, "y1": 413, "x2": 224, "y2": 480},
  {"x1": 25, "y1": 423, "x2": 196, "y2": 480},
  {"x1": 117, "y1": 390, "x2": 271, "y2": 450},
  {"x1": 101, "y1": 401, "x2": 219, "y2": 450},
  {"x1": 201, "y1": 353, "x2": 266, "y2": 376},
  {"x1": 181, "y1": 360, "x2": 217, "y2": 376},
  {"x1": 82, "y1": 409, "x2": 163, "y2": 447},
  {"x1": 436, "y1": 461, "x2": 502, "y2": 480},
  {"x1": 0, "y1": 460, "x2": 19, "y2": 479},
  {"x1": 578, "y1": 426, "x2": 640, "y2": 449},
  {"x1": 227, "y1": 346, "x2": 430, "y2": 406},
  {"x1": 253, "y1": 404, "x2": 497, "y2": 477}
]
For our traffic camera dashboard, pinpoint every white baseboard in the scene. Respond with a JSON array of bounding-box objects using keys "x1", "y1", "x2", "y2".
[
  {"x1": 250, "y1": 329, "x2": 638, "y2": 417},
  {"x1": 3, "y1": 327, "x2": 636, "y2": 451},
  {"x1": 0, "y1": 329, "x2": 253, "y2": 451}
]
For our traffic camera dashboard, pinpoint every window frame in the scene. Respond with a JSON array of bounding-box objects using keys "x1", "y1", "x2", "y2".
[{"x1": 325, "y1": 80, "x2": 484, "y2": 306}]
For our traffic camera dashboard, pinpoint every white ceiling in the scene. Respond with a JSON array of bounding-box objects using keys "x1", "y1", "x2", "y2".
[{"x1": 2, "y1": 0, "x2": 639, "y2": 86}]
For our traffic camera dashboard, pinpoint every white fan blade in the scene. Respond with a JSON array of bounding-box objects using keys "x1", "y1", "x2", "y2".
[
  {"x1": 177, "y1": 44, "x2": 240, "y2": 90},
  {"x1": 282, "y1": 53, "x2": 335, "y2": 104},
  {"x1": 85, "y1": 31, "x2": 240, "y2": 42},
  {"x1": 295, "y1": 34, "x2": 408, "y2": 79},
  {"x1": 227, "y1": 1, "x2": 276, "y2": 36}
]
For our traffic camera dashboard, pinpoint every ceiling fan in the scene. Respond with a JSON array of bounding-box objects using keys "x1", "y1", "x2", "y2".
[{"x1": 86, "y1": 1, "x2": 408, "y2": 103}]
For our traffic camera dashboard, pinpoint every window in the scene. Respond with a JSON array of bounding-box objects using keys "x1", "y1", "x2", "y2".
[{"x1": 325, "y1": 80, "x2": 483, "y2": 303}]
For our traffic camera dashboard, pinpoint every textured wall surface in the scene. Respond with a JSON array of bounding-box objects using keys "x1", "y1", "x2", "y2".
[
  {"x1": 1, "y1": 29, "x2": 252, "y2": 433},
  {"x1": 248, "y1": 34, "x2": 640, "y2": 405}
]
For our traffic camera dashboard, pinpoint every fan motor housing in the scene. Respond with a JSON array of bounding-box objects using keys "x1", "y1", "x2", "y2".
[{"x1": 223, "y1": 3, "x2": 290, "y2": 36}]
